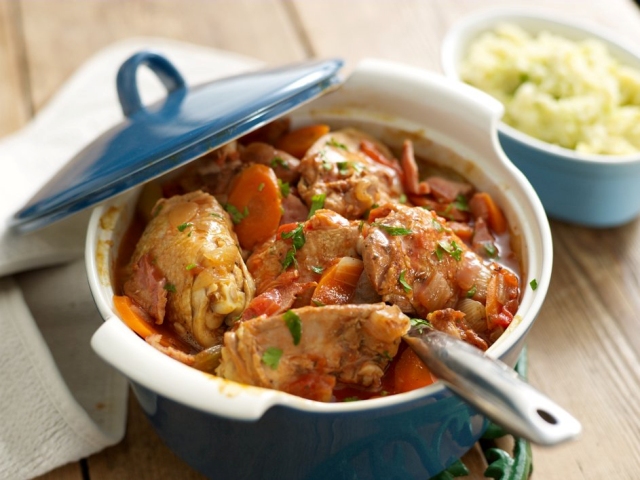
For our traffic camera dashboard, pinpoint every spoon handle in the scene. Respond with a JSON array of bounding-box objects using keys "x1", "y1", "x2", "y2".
[{"x1": 403, "y1": 329, "x2": 581, "y2": 446}]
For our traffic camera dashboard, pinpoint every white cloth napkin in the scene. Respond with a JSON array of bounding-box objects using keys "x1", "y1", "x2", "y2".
[{"x1": 0, "y1": 37, "x2": 261, "y2": 480}]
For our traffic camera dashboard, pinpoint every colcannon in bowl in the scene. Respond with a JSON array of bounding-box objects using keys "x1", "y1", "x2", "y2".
[{"x1": 87, "y1": 56, "x2": 552, "y2": 479}]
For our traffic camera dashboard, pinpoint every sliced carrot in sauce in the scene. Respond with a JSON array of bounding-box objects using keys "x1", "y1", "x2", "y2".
[
  {"x1": 227, "y1": 163, "x2": 282, "y2": 250},
  {"x1": 470, "y1": 192, "x2": 507, "y2": 234},
  {"x1": 275, "y1": 124, "x2": 330, "y2": 158},
  {"x1": 311, "y1": 257, "x2": 364, "y2": 305},
  {"x1": 393, "y1": 346, "x2": 437, "y2": 393}
]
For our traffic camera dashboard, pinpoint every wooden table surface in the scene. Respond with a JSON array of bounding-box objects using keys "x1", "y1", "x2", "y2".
[{"x1": 3, "y1": 1, "x2": 640, "y2": 479}]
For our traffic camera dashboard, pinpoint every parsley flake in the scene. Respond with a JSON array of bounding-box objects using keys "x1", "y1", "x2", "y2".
[
  {"x1": 258, "y1": 182, "x2": 265, "y2": 192},
  {"x1": 278, "y1": 178, "x2": 290, "y2": 197},
  {"x1": 210, "y1": 212, "x2": 223, "y2": 219},
  {"x1": 177, "y1": 222, "x2": 193, "y2": 232},
  {"x1": 283, "y1": 310, "x2": 302, "y2": 345},
  {"x1": 326, "y1": 138, "x2": 348, "y2": 150},
  {"x1": 452, "y1": 194, "x2": 469, "y2": 212},
  {"x1": 484, "y1": 243, "x2": 499, "y2": 258},
  {"x1": 371, "y1": 222, "x2": 413, "y2": 236},
  {"x1": 262, "y1": 347, "x2": 283, "y2": 370},
  {"x1": 530, "y1": 279, "x2": 538, "y2": 290},
  {"x1": 270, "y1": 156, "x2": 289, "y2": 170},
  {"x1": 398, "y1": 270, "x2": 412, "y2": 293},
  {"x1": 466, "y1": 285, "x2": 477, "y2": 298},
  {"x1": 308, "y1": 193, "x2": 326, "y2": 218},
  {"x1": 410, "y1": 317, "x2": 432, "y2": 334},
  {"x1": 185, "y1": 263, "x2": 197, "y2": 271},
  {"x1": 225, "y1": 204, "x2": 249, "y2": 224},
  {"x1": 437, "y1": 239, "x2": 463, "y2": 261},
  {"x1": 343, "y1": 396, "x2": 360, "y2": 402},
  {"x1": 281, "y1": 223, "x2": 306, "y2": 270},
  {"x1": 399, "y1": 193, "x2": 407, "y2": 204},
  {"x1": 311, "y1": 265, "x2": 324, "y2": 274},
  {"x1": 163, "y1": 283, "x2": 177, "y2": 293},
  {"x1": 311, "y1": 299, "x2": 326, "y2": 307}
]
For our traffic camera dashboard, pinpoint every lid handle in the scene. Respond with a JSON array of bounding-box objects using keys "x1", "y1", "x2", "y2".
[{"x1": 116, "y1": 51, "x2": 187, "y2": 117}]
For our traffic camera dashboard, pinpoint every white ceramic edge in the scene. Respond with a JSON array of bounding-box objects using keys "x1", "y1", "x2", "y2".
[
  {"x1": 440, "y1": 6, "x2": 640, "y2": 165},
  {"x1": 89, "y1": 58, "x2": 553, "y2": 421}
]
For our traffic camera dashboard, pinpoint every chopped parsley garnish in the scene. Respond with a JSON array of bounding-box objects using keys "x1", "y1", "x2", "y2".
[
  {"x1": 343, "y1": 396, "x2": 360, "y2": 402},
  {"x1": 431, "y1": 218, "x2": 444, "y2": 232},
  {"x1": 398, "y1": 270, "x2": 412, "y2": 293},
  {"x1": 337, "y1": 161, "x2": 364, "y2": 174},
  {"x1": 308, "y1": 193, "x2": 326, "y2": 218},
  {"x1": 434, "y1": 246, "x2": 444, "y2": 261},
  {"x1": 322, "y1": 160, "x2": 332, "y2": 170},
  {"x1": 399, "y1": 193, "x2": 407, "y2": 204},
  {"x1": 483, "y1": 242, "x2": 498, "y2": 258},
  {"x1": 185, "y1": 263, "x2": 197, "y2": 271},
  {"x1": 437, "y1": 239, "x2": 463, "y2": 261},
  {"x1": 225, "y1": 204, "x2": 249, "y2": 224},
  {"x1": 270, "y1": 156, "x2": 289, "y2": 169},
  {"x1": 262, "y1": 347, "x2": 283, "y2": 370},
  {"x1": 282, "y1": 249, "x2": 298, "y2": 270},
  {"x1": 311, "y1": 299, "x2": 326, "y2": 307},
  {"x1": 258, "y1": 182, "x2": 265, "y2": 192},
  {"x1": 371, "y1": 222, "x2": 413, "y2": 236},
  {"x1": 278, "y1": 178, "x2": 290, "y2": 197},
  {"x1": 163, "y1": 283, "x2": 177, "y2": 293},
  {"x1": 281, "y1": 223, "x2": 306, "y2": 270},
  {"x1": 410, "y1": 317, "x2": 432, "y2": 334},
  {"x1": 177, "y1": 222, "x2": 193, "y2": 232},
  {"x1": 311, "y1": 265, "x2": 324, "y2": 274},
  {"x1": 337, "y1": 161, "x2": 350, "y2": 174},
  {"x1": 530, "y1": 279, "x2": 538, "y2": 290},
  {"x1": 452, "y1": 194, "x2": 469, "y2": 212},
  {"x1": 152, "y1": 204, "x2": 163, "y2": 218},
  {"x1": 210, "y1": 212, "x2": 223, "y2": 219},
  {"x1": 466, "y1": 285, "x2": 477, "y2": 298},
  {"x1": 326, "y1": 138, "x2": 348, "y2": 150},
  {"x1": 281, "y1": 223, "x2": 305, "y2": 249},
  {"x1": 283, "y1": 310, "x2": 302, "y2": 345}
]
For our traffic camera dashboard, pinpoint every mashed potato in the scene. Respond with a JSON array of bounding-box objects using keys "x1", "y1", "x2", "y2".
[{"x1": 460, "y1": 23, "x2": 640, "y2": 155}]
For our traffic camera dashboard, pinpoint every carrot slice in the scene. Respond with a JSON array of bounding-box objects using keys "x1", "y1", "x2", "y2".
[
  {"x1": 470, "y1": 192, "x2": 507, "y2": 234},
  {"x1": 227, "y1": 163, "x2": 282, "y2": 250},
  {"x1": 113, "y1": 295, "x2": 187, "y2": 350},
  {"x1": 311, "y1": 257, "x2": 364, "y2": 305},
  {"x1": 275, "y1": 124, "x2": 330, "y2": 158},
  {"x1": 394, "y1": 347, "x2": 437, "y2": 393}
]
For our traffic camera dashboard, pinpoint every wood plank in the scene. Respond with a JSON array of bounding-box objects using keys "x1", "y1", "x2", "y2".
[
  {"x1": 32, "y1": 462, "x2": 83, "y2": 480},
  {"x1": 18, "y1": 0, "x2": 308, "y2": 113},
  {"x1": 527, "y1": 221, "x2": 640, "y2": 479},
  {"x1": 0, "y1": 0, "x2": 30, "y2": 136},
  {"x1": 291, "y1": 0, "x2": 640, "y2": 74}
]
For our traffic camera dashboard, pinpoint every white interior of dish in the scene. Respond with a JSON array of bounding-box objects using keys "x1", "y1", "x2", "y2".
[
  {"x1": 440, "y1": 7, "x2": 640, "y2": 164},
  {"x1": 88, "y1": 58, "x2": 553, "y2": 420}
]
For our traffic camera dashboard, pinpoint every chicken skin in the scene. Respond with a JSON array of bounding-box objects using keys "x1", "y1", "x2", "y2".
[
  {"x1": 218, "y1": 303, "x2": 410, "y2": 401},
  {"x1": 124, "y1": 191, "x2": 255, "y2": 348}
]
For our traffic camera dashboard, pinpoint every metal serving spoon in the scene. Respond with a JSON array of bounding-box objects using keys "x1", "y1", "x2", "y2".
[{"x1": 403, "y1": 326, "x2": 582, "y2": 446}]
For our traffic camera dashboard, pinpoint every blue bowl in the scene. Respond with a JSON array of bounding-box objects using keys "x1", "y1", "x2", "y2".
[
  {"x1": 499, "y1": 129, "x2": 640, "y2": 227},
  {"x1": 442, "y1": 8, "x2": 640, "y2": 228}
]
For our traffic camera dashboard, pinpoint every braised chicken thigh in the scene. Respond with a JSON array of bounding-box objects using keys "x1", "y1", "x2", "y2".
[
  {"x1": 218, "y1": 303, "x2": 410, "y2": 401},
  {"x1": 297, "y1": 128, "x2": 404, "y2": 219},
  {"x1": 124, "y1": 191, "x2": 255, "y2": 348}
]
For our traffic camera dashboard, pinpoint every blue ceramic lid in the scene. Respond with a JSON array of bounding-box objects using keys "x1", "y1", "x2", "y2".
[{"x1": 11, "y1": 51, "x2": 343, "y2": 232}]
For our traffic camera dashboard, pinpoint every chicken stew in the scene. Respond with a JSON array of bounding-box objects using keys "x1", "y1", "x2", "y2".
[{"x1": 115, "y1": 119, "x2": 521, "y2": 402}]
